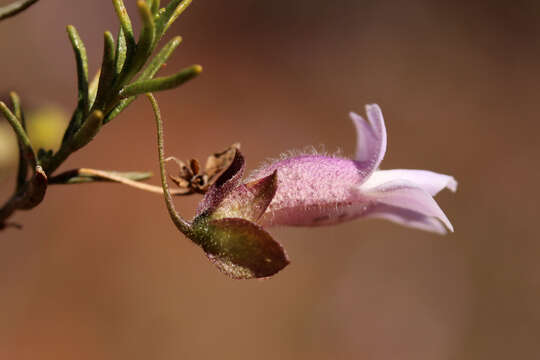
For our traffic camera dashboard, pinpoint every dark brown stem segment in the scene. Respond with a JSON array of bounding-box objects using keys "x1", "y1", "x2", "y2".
[
  {"x1": 0, "y1": 166, "x2": 47, "y2": 228},
  {"x1": 0, "y1": 99, "x2": 46, "y2": 231}
]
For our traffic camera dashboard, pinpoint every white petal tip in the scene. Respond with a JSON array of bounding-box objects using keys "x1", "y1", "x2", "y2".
[
  {"x1": 447, "y1": 177, "x2": 458, "y2": 192},
  {"x1": 440, "y1": 215, "x2": 454, "y2": 233},
  {"x1": 349, "y1": 111, "x2": 363, "y2": 121},
  {"x1": 365, "y1": 103, "x2": 381, "y2": 110}
]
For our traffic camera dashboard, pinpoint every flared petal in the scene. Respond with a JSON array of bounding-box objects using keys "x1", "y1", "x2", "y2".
[
  {"x1": 350, "y1": 104, "x2": 387, "y2": 180},
  {"x1": 362, "y1": 169, "x2": 457, "y2": 196},
  {"x1": 362, "y1": 179, "x2": 454, "y2": 232},
  {"x1": 365, "y1": 203, "x2": 448, "y2": 234}
]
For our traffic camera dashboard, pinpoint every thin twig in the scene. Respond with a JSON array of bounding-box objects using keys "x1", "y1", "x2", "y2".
[
  {"x1": 0, "y1": 0, "x2": 39, "y2": 21},
  {"x1": 49, "y1": 168, "x2": 191, "y2": 196}
]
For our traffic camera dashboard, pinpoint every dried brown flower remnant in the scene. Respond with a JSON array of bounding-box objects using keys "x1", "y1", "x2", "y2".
[{"x1": 168, "y1": 143, "x2": 240, "y2": 194}]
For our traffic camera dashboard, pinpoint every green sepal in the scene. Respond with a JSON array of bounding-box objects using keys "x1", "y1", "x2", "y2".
[
  {"x1": 210, "y1": 170, "x2": 278, "y2": 222},
  {"x1": 191, "y1": 215, "x2": 289, "y2": 279}
]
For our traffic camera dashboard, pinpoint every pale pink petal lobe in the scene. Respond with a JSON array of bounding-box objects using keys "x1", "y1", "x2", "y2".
[
  {"x1": 350, "y1": 104, "x2": 387, "y2": 179},
  {"x1": 363, "y1": 179, "x2": 454, "y2": 232},
  {"x1": 365, "y1": 204, "x2": 448, "y2": 234},
  {"x1": 363, "y1": 169, "x2": 457, "y2": 196}
]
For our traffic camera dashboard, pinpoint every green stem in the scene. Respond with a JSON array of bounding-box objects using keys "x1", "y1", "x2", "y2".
[{"x1": 145, "y1": 93, "x2": 192, "y2": 235}]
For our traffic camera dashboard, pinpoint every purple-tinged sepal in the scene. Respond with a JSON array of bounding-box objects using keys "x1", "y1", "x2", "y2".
[
  {"x1": 196, "y1": 149, "x2": 245, "y2": 216},
  {"x1": 210, "y1": 170, "x2": 278, "y2": 222},
  {"x1": 190, "y1": 215, "x2": 289, "y2": 279},
  {"x1": 190, "y1": 150, "x2": 287, "y2": 279}
]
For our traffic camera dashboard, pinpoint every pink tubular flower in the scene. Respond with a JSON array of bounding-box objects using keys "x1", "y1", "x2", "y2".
[
  {"x1": 247, "y1": 104, "x2": 457, "y2": 233},
  {"x1": 190, "y1": 104, "x2": 456, "y2": 278}
]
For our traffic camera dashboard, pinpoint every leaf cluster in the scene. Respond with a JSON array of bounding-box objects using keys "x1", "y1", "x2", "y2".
[{"x1": 0, "y1": 0, "x2": 201, "y2": 228}]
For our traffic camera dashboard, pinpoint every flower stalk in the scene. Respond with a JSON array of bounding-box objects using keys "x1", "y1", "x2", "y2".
[{"x1": 146, "y1": 93, "x2": 192, "y2": 235}]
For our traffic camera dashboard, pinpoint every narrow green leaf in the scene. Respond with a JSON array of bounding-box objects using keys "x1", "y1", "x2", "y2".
[
  {"x1": 9, "y1": 92, "x2": 28, "y2": 190},
  {"x1": 115, "y1": 27, "x2": 127, "y2": 74},
  {"x1": 66, "y1": 25, "x2": 89, "y2": 115},
  {"x1": 0, "y1": 101, "x2": 36, "y2": 168},
  {"x1": 155, "y1": 0, "x2": 192, "y2": 38},
  {"x1": 112, "y1": 0, "x2": 136, "y2": 52},
  {"x1": 120, "y1": 64, "x2": 202, "y2": 97},
  {"x1": 9, "y1": 92, "x2": 24, "y2": 127},
  {"x1": 0, "y1": 0, "x2": 39, "y2": 21},
  {"x1": 103, "y1": 98, "x2": 130, "y2": 125},
  {"x1": 61, "y1": 107, "x2": 84, "y2": 146},
  {"x1": 150, "y1": 0, "x2": 160, "y2": 15},
  {"x1": 112, "y1": 0, "x2": 156, "y2": 90},
  {"x1": 93, "y1": 31, "x2": 117, "y2": 110},
  {"x1": 103, "y1": 36, "x2": 183, "y2": 124},
  {"x1": 128, "y1": 1, "x2": 156, "y2": 80},
  {"x1": 138, "y1": 35, "x2": 182, "y2": 81},
  {"x1": 70, "y1": 110, "x2": 103, "y2": 151}
]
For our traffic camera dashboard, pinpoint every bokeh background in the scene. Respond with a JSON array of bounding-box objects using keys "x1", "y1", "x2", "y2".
[{"x1": 1, "y1": 0, "x2": 539, "y2": 359}]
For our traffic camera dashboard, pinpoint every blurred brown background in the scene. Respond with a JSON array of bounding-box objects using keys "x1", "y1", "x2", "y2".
[{"x1": 1, "y1": 0, "x2": 539, "y2": 359}]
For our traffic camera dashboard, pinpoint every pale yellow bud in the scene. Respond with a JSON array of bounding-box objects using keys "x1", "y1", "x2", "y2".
[
  {"x1": 26, "y1": 106, "x2": 68, "y2": 152},
  {"x1": 0, "y1": 122, "x2": 18, "y2": 177}
]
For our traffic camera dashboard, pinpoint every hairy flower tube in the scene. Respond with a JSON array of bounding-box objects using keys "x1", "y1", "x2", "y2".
[{"x1": 153, "y1": 97, "x2": 456, "y2": 279}]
